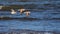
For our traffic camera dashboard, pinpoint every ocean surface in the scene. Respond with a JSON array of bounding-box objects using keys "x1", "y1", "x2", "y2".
[{"x1": 0, "y1": 0, "x2": 60, "y2": 32}]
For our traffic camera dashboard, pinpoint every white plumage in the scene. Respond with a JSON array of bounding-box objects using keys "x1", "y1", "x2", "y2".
[{"x1": 11, "y1": 9, "x2": 16, "y2": 14}]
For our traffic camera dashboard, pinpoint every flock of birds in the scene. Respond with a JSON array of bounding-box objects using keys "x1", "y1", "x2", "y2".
[{"x1": 11, "y1": 9, "x2": 30, "y2": 17}]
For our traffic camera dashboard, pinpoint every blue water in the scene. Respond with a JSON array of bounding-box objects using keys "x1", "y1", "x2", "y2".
[{"x1": 0, "y1": 0, "x2": 60, "y2": 32}]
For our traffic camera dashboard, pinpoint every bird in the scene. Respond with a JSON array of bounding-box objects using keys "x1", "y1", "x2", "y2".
[
  {"x1": 19, "y1": 8, "x2": 25, "y2": 15},
  {"x1": 11, "y1": 9, "x2": 16, "y2": 14},
  {"x1": 24, "y1": 10, "x2": 30, "y2": 17},
  {"x1": 18, "y1": 8, "x2": 30, "y2": 17}
]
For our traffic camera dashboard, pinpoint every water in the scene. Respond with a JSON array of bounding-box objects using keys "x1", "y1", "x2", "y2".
[{"x1": 0, "y1": 0, "x2": 60, "y2": 32}]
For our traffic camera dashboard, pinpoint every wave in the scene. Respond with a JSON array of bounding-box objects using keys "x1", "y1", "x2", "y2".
[
  {"x1": 0, "y1": 17, "x2": 60, "y2": 20},
  {"x1": 0, "y1": 17, "x2": 40, "y2": 21}
]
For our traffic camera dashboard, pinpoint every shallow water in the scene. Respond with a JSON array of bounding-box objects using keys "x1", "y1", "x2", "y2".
[
  {"x1": 0, "y1": 0, "x2": 60, "y2": 32},
  {"x1": 0, "y1": 10, "x2": 60, "y2": 32}
]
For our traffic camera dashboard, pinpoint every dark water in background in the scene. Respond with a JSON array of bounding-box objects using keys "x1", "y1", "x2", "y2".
[{"x1": 0, "y1": 0, "x2": 60, "y2": 32}]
